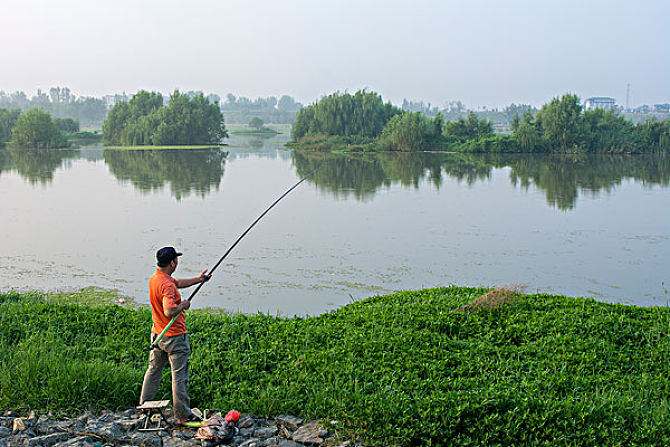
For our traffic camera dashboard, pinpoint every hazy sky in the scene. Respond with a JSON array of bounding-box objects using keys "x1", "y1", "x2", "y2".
[{"x1": 1, "y1": 0, "x2": 668, "y2": 108}]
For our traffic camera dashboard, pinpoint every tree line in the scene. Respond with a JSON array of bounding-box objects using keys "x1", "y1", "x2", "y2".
[
  {"x1": 102, "y1": 90, "x2": 228, "y2": 146},
  {"x1": 0, "y1": 88, "x2": 107, "y2": 127},
  {"x1": 292, "y1": 91, "x2": 670, "y2": 154},
  {"x1": 221, "y1": 94, "x2": 303, "y2": 124}
]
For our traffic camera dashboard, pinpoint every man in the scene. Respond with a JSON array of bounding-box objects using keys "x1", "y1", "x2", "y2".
[{"x1": 139, "y1": 246, "x2": 210, "y2": 424}]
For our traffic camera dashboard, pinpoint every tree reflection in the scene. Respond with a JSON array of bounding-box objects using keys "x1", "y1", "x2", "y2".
[
  {"x1": 103, "y1": 148, "x2": 228, "y2": 200},
  {"x1": 293, "y1": 150, "x2": 670, "y2": 209},
  {"x1": 0, "y1": 146, "x2": 79, "y2": 184},
  {"x1": 292, "y1": 151, "x2": 492, "y2": 200},
  {"x1": 505, "y1": 153, "x2": 670, "y2": 210}
]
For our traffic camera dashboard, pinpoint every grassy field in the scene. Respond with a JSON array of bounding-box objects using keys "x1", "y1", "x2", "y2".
[{"x1": 2, "y1": 287, "x2": 670, "y2": 445}]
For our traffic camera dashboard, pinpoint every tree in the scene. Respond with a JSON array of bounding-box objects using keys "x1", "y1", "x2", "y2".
[
  {"x1": 103, "y1": 90, "x2": 227, "y2": 146},
  {"x1": 536, "y1": 94, "x2": 585, "y2": 151},
  {"x1": 0, "y1": 108, "x2": 21, "y2": 145},
  {"x1": 9, "y1": 109, "x2": 67, "y2": 148},
  {"x1": 377, "y1": 112, "x2": 444, "y2": 151},
  {"x1": 512, "y1": 111, "x2": 544, "y2": 152},
  {"x1": 291, "y1": 90, "x2": 401, "y2": 140},
  {"x1": 249, "y1": 117, "x2": 264, "y2": 130},
  {"x1": 444, "y1": 112, "x2": 493, "y2": 143},
  {"x1": 54, "y1": 118, "x2": 80, "y2": 133}
]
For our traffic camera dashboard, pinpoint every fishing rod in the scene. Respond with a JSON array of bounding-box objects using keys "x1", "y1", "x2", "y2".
[{"x1": 149, "y1": 172, "x2": 315, "y2": 350}]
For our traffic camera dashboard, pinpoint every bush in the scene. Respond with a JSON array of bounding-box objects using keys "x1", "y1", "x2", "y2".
[
  {"x1": 8, "y1": 109, "x2": 67, "y2": 148},
  {"x1": 377, "y1": 112, "x2": 444, "y2": 151}
]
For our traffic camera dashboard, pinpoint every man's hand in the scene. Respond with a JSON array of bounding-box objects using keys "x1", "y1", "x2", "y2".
[
  {"x1": 179, "y1": 300, "x2": 191, "y2": 311},
  {"x1": 199, "y1": 269, "x2": 212, "y2": 283}
]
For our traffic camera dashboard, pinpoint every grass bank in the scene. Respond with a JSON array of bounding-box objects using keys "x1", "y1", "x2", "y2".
[{"x1": 2, "y1": 287, "x2": 670, "y2": 445}]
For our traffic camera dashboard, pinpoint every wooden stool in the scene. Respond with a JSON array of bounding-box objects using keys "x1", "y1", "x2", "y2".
[{"x1": 136, "y1": 400, "x2": 170, "y2": 431}]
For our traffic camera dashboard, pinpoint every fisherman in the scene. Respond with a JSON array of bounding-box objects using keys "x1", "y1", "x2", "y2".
[{"x1": 139, "y1": 246, "x2": 210, "y2": 424}]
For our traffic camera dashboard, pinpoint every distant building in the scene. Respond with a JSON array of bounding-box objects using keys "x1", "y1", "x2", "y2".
[
  {"x1": 653, "y1": 103, "x2": 670, "y2": 113},
  {"x1": 584, "y1": 97, "x2": 616, "y2": 111}
]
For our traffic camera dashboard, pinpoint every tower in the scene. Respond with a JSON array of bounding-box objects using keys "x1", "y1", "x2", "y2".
[{"x1": 626, "y1": 83, "x2": 631, "y2": 111}]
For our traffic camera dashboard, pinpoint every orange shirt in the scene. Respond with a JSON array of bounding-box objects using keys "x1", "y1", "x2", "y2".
[{"x1": 149, "y1": 269, "x2": 187, "y2": 336}]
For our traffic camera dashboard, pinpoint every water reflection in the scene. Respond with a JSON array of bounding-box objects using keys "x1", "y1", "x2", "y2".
[
  {"x1": 102, "y1": 148, "x2": 228, "y2": 200},
  {"x1": 0, "y1": 146, "x2": 79, "y2": 184},
  {"x1": 293, "y1": 150, "x2": 670, "y2": 209}
]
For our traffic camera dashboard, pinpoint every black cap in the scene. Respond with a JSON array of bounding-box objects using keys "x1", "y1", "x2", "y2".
[{"x1": 156, "y1": 247, "x2": 182, "y2": 266}]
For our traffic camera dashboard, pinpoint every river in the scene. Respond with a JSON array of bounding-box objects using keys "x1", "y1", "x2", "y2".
[{"x1": 1, "y1": 132, "x2": 668, "y2": 314}]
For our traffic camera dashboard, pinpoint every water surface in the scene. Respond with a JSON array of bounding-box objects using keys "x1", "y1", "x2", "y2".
[{"x1": 1, "y1": 135, "x2": 668, "y2": 314}]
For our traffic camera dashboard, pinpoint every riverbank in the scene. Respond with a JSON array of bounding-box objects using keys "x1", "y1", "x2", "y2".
[{"x1": 2, "y1": 287, "x2": 670, "y2": 445}]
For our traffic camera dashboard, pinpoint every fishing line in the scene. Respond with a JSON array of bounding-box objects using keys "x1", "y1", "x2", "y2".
[{"x1": 150, "y1": 166, "x2": 320, "y2": 349}]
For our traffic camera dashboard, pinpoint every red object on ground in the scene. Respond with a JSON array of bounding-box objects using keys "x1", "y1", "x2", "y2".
[{"x1": 225, "y1": 410, "x2": 241, "y2": 423}]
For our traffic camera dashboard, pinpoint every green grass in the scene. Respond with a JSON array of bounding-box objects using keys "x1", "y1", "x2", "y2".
[
  {"x1": 104, "y1": 145, "x2": 227, "y2": 151},
  {"x1": 2, "y1": 287, "x2": 670, "y2": 445}
]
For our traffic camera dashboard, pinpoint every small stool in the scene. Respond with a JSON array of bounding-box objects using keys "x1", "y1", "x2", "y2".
[{"x1": 137, "y1": 400, "x2": 170, "y2": 431}]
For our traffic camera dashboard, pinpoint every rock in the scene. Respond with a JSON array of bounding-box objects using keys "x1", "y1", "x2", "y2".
[
  {"x1": 116, "y1": 418, "x2": 143, "y2": 432},
  {"x1": 4, "y1": 434, "x2": 30, "y2": 447},
  {"x1": 239, "y1": 438, "x2": 261, "y2": 447},
  {"x1": 260, "y1": 436, "x2": 281, "y2": 447},
  {"x1": 239, "y1": 416, "x2": 255, "y2": 428},
  {"x1": 254, "y1": 426, "x2": 279, "y2": 439},
  {"x1": 13, "y1": 418, "x2": 27, "y2": 433},
  {"x1": 122, "y1": 408, "x2": 135, "y2": 418},
  {"x1": 275, "y1": 416, "x2": 303, "y2": 431},
  {"x1": 73, "y1": 416, "x2": 88, "y2": 433},
  {"x1": 28, "y1": 432, "x2": 71, "y2": 446},
  {"x1": 163, "y1": 437, "x2": 200, "y2": 447},
  {"x1": 278, "y1": 440, "x2": 304, "y2": 447},
  {"x1": 0, "y1": 418, "x2": 13, "y2": 429},
  {"x1": 3, "y1": 411, "x2": 17, "y2": 418},
  {"x1": 0, "y1": 427, "x2": 10, "y2": 438},
  {"x1": 239, "y1": 427, "x2": 254, "y2": 437},
  {"x1": 292, "y1": 422, "x2": 328, "y2": 445},
  {"x1": 126, "y1": 432, "x2": 162, "y2": 447},
  {"x1": 26, "y1": 411, "x2": 37, "y2": 424},
  {"x1": 52, "y1": 436, "x2": 97, "y2": 446},
  {"x1": 79, "y1": 420, "x2": 123, "y2": 441}
]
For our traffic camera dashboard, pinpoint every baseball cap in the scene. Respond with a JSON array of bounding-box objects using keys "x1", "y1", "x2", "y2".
[{"x1": 156, "y1": 246, "x2": 183, "y2": 266}]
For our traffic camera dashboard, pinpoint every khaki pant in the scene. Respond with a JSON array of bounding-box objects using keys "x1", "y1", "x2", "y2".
[{"x1": 139, "y1": 333, "x2": 191, "y2": 419}]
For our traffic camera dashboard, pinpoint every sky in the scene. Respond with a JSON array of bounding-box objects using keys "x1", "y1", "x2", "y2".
[{"x1": 0, "y1": 0, "x2": 668, "y2": 108}]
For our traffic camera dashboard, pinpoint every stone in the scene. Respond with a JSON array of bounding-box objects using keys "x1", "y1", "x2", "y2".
[
  {"x1": 52, "y1": 436, "x2": 97, "y2": 446},
  {"x1": 3, "y1": 411, "x2": 17, "y2": 418},
  {"x1": 28, "y1": 432, "x2": 70, "y2": 446},
  {"x1": 163, "y1": 437, "x2": 200, "y2": 447},
  {"x1": 260, "y1": 436, "x2": 281, "y2": 447},
  {"x1": 239, "y1": 438, "x2": 261, "y2": 447},
  {"x1": 116, "y1": 418, "x2": 142, "y2": 432},
  {"x1": 292, "y1": 422, "x2": 328, "y2": 445},
  {"x1": 4, "y1": 434, "x2": 30, "y2": 447},
  {"x1": 126, "y1": 432, "x2": 162, "y2": 447},
  {"x1": 80, "y1": 421, "x2": 123, "y2": 441},
  {"x1": 122, "y1": 408, "x2": 135, "y2": 418},
  {"x1": 239, "y1": 416, "x2": 255, "y2": 428},
  {"x1": 0, "y1": 418, "x2": 13, "y2": 429},
  {"x1": 239, "y1": 427, "x2": 254, "y2": 437},
  {"x1": 275, "y1": 415, "x2": 303, "y2": 431},
  {"x1": 254, "y1": 426, "x2": 279, "y2": 439},
  {"x1": 13, "y1": 418, "x2": 27, "y2": 433},
  {"x1": 278, "y1": 440, "x2": 303, "y2": 447},
  {"x1": 0, "y1": 427, "x2": 10, "y2": 438}
]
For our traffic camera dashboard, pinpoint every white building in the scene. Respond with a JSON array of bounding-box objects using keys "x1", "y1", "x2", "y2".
[{"x1": 584, "y1": 97, "x2": 616, "y2": 111}]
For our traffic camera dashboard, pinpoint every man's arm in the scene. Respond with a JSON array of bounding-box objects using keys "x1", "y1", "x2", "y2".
[
  {"x1": 164, "y1": 299, "x2": 191, "y2": 318},
  {"x1": 175, "y1": 270, "x2": 211, "y2": 289}
]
